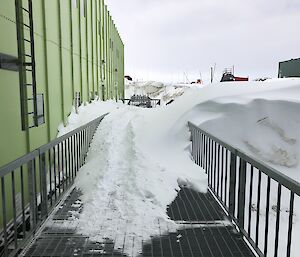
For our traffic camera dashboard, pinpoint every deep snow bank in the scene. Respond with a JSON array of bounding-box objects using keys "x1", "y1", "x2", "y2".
[
  {"x1": 173, "y1": 78, "x2": 300, "y2": 181},
  {"x1": 125, "y1": 80, "x2": 197, "y2": 104}
]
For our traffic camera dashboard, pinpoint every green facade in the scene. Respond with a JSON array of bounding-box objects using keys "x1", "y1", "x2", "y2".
[
  {"x1": 0, "y1": 0, "x2": 124, "y2": 168},
  {"x1": 278, "y1": 58, "x2": 300, "y2": 78}
]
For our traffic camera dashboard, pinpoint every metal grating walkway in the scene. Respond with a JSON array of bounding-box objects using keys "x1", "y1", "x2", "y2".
[{"x1": 22, "y1": 187, "x2": 255, "y2": 257}]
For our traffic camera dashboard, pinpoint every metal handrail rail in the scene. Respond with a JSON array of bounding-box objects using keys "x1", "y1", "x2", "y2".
[
  {"x1": 39, "y1": 114, "x2": 107, "y2": 153},
  {"x1": 188, "y1": 121, "x2": 299, "y2": 257},
  {"x1": 0, "y1": 113, "x2": 107, "y2": 257},
  {"x1": 188, "y1": 122, "x2": 300, "y2": 196},
  {"x1": 0, "y1": 151, "x2": 39, "y2": 178}
]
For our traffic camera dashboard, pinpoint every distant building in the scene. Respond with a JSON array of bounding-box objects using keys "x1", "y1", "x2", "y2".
[
  {"x1": 278, "y1": 58, "x2": 300, "y2": 78},
  {"x1": 220, "y1": 69, "x2": 248, "y2": 82},
  {"x1": 125, "y1": 75, "x2": 133, "y2": 81}
]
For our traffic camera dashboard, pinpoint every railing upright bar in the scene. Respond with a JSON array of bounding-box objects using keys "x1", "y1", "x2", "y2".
[
  {"x1": 57, "y1": 143, "x2": 61, "y2": 194},
  {"x1": 207, "y1": 138, "x2": 212, "y2": 186},
  {"x1": 255, "y1": 170, "x2": 262, "y2": 247},
  {"x1": 48, "y1": 149, "x2": 53, "y2": 206},
  {"x1": 274, "y1": 184, "x2": 282, "y2": 257},
  {"x1": 195, "y1": 130, "x2": 198, "y2": 165},
  {"x1": 79, "y1": 131, "x2": 82, "y2": 167},
  {"x1": 213, "y1": 141, "x2": 217, "y2": 191},
  {"x1": 224, "y1": 149, "x2": 228, "y2": 206},
  {"x1": 67, "y1": 138, "x2": 70, "y2": 183},
  {"x1": 71, "y1": 135, "x2": 76, "y2": 180},
  {"x1": 39, "y1": 152, "x2": 48, "y2": 217},
  {"x1": 199, "y1": 132, "x2": 202, "y2": 166},
  {"x1": 11, "y1": 171, "x2": 18, "y2": 249},
  {"x1": 229, "y1": 152, "x2": 237, "y2": 217},
  {"x1": 237, "y1": 159, "x2": 246, "y2": 227},
  {"x1": 217, "y1": 144, "x2": 221, "y2": 196},
  {"x1": 76, "y1": 132, "x2": 79, "y2": 173},
  {"x1": 248, "y1": 166, "x2": 254, "y2": 235},
  {"x1": 287, "y1": 192, "x2": 294, "y2": 257},
  {"x1": 27, "y1": 159, "x2": 37, "y2": 232},
  {"x1": 20, "y1": 166, "x2": 26, "y2": 238},
  {"x1": 64, "y1": 139, "x2": 68, "y2": 188},
  {"x1": 263, "y1": 176, "x2": 271, "y2": 256},
  {"x1": 53, "y1": 146, "x2": 57, "y2": 200},
  {"x1": 205, "y1": 135, "x2": 208, "y2": 171},
  {"x1": 1, "y1": 176, "x2": 8, "y2": 257},
  {"x1": 61, "y1": 142, "x2": 65, "y2": 192}
]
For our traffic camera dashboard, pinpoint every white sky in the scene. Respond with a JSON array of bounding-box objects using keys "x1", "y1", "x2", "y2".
[{"x1": 105, "y1": 0, "x2": 300, "y2": 83}]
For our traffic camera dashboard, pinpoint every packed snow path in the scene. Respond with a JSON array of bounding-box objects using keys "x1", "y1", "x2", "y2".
[
  {"x1": 73, "y1": 107, "x2": 208, "y2": 255},
  {"x1": 23, "y1": 107, "x2": 254, "y2": 257}
]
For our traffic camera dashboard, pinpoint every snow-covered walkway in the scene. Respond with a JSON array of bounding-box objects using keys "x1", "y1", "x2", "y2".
[
  {"x1": 25, "y1": 78, "x2": 300, "y2": 257},
  {"x1": 72, "y1": 107, "x2": 207, "y2": 255}
]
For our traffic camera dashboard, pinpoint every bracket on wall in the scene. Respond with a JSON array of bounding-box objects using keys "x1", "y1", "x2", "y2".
[{"x1": 0, "y1": 53, "x2": 19, "y2": 71}]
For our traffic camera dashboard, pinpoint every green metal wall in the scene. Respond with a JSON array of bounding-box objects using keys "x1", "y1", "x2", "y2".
[
  {"x1": 278, "y1": 58, "x2": 300, "y2": 78},
  {"x1": 0, "y1": 0, "x2": 124, "y2": 168}
]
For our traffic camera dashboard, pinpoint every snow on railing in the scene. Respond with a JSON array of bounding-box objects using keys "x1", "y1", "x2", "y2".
[{"x1": 188, "y1": 121, "x2": 300, "y2": 257}]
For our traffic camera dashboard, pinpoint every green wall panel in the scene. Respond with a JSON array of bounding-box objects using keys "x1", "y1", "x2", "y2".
[{"x1": 0, "y1": 0, "x2": 124, "y2": 165}]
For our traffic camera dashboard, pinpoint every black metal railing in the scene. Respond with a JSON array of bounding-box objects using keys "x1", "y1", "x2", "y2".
[
  {"x1": 0, "y1": 114, "x2": 106, "y2": 257},
  {"x1": 122, "y1": 95, "x2": 161, "y2": 108},
  {"x1": 188, "y1": 122, "x2": 300, "y2": 257}
]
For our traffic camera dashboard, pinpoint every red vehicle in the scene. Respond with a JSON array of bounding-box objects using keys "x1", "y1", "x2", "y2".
[{"x1": 221, "y1": 69, "x2": 248, "y2": 82}]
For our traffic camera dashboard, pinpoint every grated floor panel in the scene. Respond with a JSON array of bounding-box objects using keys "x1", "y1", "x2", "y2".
[{"x1": 22, "y1": 187, "x2": 255, "y2": 257}]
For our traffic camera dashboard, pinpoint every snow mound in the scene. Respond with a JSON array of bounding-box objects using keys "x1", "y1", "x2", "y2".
[
  {"x1": 57, "y1": 100, "x2": 123, "y2": 136},
  {"x1": 125, "y1": 80, "x2": 197, "y2": 104}
]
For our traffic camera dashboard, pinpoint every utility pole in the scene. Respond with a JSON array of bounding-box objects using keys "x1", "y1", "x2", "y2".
[
  {"x1": 210, "y1": 63, "x2": 216, "y2": 83},
  {"x1": 184, "y1": 72, "x2": 190, "y2": 84}
]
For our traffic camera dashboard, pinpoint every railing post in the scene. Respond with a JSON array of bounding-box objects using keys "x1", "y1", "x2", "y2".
[
  {"x1": 39, "y1": 152, "x2": 48, "y2": 217},
  {"x1": 28, "y1": 159, "x2": 37, "y2": 231},
  {"x1": 237, "y1": 159, "x2": 247, "y2": 227},
  {"x1": 229, "y1": 151, "x2": 237, "y2": 217}
]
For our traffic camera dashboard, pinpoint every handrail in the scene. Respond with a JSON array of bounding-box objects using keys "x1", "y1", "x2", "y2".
[
  {"x1": 188, "y1": 122, "x2": 300, "y2": 196},
  {"x1": 0, "y1": 151, "x2": 39, "y2": 178},
  {"x1": 0, "y1": 113, "x2": 107, "y2": 257},
  {"x1": 39, "y1": 114, "x2": 107, "y2": 153},
  {"x1": 188, "y1": 121, "x2": 299, "y2": 257}
]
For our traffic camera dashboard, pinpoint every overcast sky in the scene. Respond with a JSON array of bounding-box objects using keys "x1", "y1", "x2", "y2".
[{"x1": 105, "y1": 0, "x2": 300, "y2": 83}]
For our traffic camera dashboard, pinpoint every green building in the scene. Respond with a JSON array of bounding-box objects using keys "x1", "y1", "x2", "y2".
[
  {"x1": 278, "y1": 58, "x2": 300, "y2": 78},
  {"x1": 0, "y1": 0, "x2": 124, "y2": 168}
]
